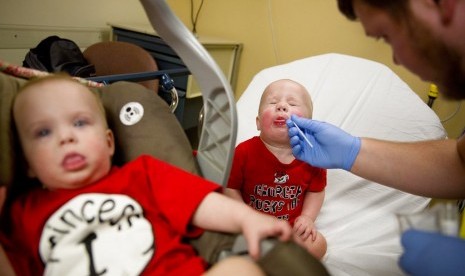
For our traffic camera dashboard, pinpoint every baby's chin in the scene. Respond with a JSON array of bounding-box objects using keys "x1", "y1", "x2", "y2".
[
  {"x1": 45, "y1": 172, "x2": 103, "y2": 190},
  {"x1": 261, "y1": 133, "x2": 291, "y2": 146}
]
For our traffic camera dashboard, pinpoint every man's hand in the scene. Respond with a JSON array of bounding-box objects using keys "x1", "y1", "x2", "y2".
[
  {"x1": 400, "y1": 229, "x2": 465, "y2": 276},
  {"x1": 287, "y1": 115, "x2": 361, "y2": 171}
]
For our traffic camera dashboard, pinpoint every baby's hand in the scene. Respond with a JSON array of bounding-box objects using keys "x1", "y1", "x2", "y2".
[
  {"x1": 293, "y1": 215, "x2": 316, "y2": 241},
  {"x1": 241, "y1": 211, "x2": 292, "y2": 260}
]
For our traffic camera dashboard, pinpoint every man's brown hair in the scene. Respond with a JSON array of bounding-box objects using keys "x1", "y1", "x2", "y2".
[{"x1": 336, "y1": 0, "x2": 409, "y2": 21}]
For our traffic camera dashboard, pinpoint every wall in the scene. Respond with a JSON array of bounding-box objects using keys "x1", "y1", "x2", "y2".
[{"x1": 0, "y1": 0, "x2": 463, "y2": 137}]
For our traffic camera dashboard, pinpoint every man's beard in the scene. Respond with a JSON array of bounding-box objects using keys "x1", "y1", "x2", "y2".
[{"x1": 407, "y1": 17, "x2": 465, "y2": 100}]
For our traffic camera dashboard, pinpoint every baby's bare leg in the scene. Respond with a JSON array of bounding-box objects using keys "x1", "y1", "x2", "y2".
[
  {"x1": 295, "y1": 231, "x2": 327, "y2": 260},
  {"x1": 204, "y1": 256, "x2": 265, "y2": 276}
]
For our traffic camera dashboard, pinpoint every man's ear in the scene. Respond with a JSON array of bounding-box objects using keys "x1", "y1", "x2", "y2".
[{"x1": 436, "y1": 0, "x2": 456, "y2": 24}]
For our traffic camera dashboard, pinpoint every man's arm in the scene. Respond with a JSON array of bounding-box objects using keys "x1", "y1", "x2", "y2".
[
  {"x1": 352, "y1": 138, "x2": 465, "y2": 198},
  {"x1": 287, "y1": 116, "x2": 465, "y2": 199}
]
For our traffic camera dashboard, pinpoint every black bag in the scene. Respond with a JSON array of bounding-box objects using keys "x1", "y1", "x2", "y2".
[{"x1": 23, "y1": 35, "x2": 96, "y2": 78}]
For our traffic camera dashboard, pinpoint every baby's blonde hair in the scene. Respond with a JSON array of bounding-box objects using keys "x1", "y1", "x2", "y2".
[
  {"x1": 259, "y1": 79, "x2": 313, "y2": 118},
  {"x1": 15, "y1": 74, "x2": 108, "y2": 127}
]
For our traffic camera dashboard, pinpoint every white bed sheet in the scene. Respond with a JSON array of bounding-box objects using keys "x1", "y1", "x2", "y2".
[{"x1": 236, "y1": 53, "x2": 446, "y2": 275}]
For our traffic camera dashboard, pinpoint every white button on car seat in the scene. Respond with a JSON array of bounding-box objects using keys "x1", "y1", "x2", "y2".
[{"x1": 119, "y1": 102, "x2": 144, "y2": 126}]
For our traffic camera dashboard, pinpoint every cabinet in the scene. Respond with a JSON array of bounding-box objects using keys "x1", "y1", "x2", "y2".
[{"x1": 108, "y1": 23, "x2": 242, "y2": 132}]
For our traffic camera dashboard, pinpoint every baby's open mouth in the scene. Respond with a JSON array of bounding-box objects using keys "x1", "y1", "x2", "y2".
[
  {"x1": 62, "y1": 153, "x2": 86, "y2": 171},
  {"x1": 274, "y1": 116, "x2": 288, "y2": 126}
]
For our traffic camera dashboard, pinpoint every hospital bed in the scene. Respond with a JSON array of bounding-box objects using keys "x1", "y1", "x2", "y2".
[{"x1": 236, "y1": 53, "x2": 447, "y2": 275}]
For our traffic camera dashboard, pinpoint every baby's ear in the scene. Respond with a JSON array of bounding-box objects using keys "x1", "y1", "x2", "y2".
[{"x1": 106, "y1": 129, "x2": 116, "y2": 157}]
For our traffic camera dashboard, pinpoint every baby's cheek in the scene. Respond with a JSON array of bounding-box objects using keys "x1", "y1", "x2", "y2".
[
  {"x1": 292, "y1": 111, "x2": 305, "y2": 118},
  {"x1": 260, "y1": 111, "x2": 274, "y2": 129}
]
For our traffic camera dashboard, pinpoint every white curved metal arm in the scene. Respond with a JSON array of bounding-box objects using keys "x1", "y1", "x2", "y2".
[{"x1": 139, "y1": 0, "x2": 237, "y2": 186}]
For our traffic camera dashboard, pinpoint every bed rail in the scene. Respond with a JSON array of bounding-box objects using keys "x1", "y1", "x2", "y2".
[{"x1": 139, "y1": 0, "x2": 237, "y2": 186}]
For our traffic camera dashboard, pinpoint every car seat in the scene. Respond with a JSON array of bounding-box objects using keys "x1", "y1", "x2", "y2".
[{"x1": 83, "y1": 41, "x2": 160, "y2": 94}]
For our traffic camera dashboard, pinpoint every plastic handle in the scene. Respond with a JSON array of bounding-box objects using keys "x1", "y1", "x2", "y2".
[{"x1": 139, "y1": 0, "x2": 237, "y2": 186}]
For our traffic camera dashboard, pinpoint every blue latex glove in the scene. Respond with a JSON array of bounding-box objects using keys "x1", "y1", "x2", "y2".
[
  {"x1": 400, "y1": 229, "x2": 465, "y2": 276},
  {"x1": 286, "y1": 115, "x2": 361, "y2": 170}
]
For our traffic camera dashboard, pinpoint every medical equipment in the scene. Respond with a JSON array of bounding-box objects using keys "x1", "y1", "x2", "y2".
[
  {"x1": 291, "y1": 120, "x2": 314, "y2": 148},
  {"x1": 427, "y1": 83, "x2": 439, "y2": 108},
  {"x1": 397, "y1": 202, "x2": 459, "y2": 237},
  {"x1": 426, "y1": 83, "x2": 462, "y2": 125},
  {"x1": 237, "y1": 53, "x2": 446, "y2": 275}
]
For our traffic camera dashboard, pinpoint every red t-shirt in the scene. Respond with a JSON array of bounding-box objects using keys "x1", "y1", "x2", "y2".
[
  {"x1": 227, "y1": 137, "x2": 326, "y2": 224},
  {"x1": 0, "y1": 155, "x2": 220, "y2": 276}
]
